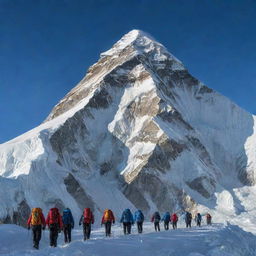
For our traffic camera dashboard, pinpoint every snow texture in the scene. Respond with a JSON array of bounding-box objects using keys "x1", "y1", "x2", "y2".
[{"x1": 0, "y1": 222, "x2": 256, "y2": 256}]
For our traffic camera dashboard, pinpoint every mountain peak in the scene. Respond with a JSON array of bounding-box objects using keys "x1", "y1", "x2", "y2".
[
  {"x1": 45, "y1": 30, "x2": 185, "y2": 121},
  {"x1": 120, "y1": 29, "x2": 155, "y2": 42},
  {"x1": 100, "y1": 29, "x2": 157, "y2": 58}
]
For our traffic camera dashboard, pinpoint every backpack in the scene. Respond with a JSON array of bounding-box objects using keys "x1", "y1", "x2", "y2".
[
  {"x1": 83, "y1": 208, "x2": 92, "y2": 223},
  {"x1": 186, "y1": 212, "x2": 192, "y2": 221},
  {"x1": 122, "y1": 209, "x2": 131, "y2": 222},
  {"x1": 104, "y1": 209, "x2": 112, "y2": 221},
  {"x1": 136, "y1": 210, "x2": 144, "y2": 222},
  {"x1": 154, "y1": 212, "x2": 161, "y2": 222},
  {"x1": 31, "y1": 208, "x2": 42, "y2": 225},
  {"x1": 49, "y1": 208, "x2": 59, "y2": 224},
  {"x1": 62, "y1": 209, "x2": 72, "y2": 225},
  {"x1": 172, "y1": 213, "x2": 178, "y2": 222},
  {"x1": 163, "y1": 212, "x2": 170, "y2": 222}
]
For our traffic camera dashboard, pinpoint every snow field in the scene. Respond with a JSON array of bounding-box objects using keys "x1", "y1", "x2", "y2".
[{"x1": 0, "y1": 222, "x2": 256, "y2": 256}]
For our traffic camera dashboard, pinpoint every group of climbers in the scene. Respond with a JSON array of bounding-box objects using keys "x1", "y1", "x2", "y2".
[
  {"x1": 27, "y1": 207, "x2": 212, "y2": 250},
  {"x1": 151, "y1": 211, "x2": 211, "y2": 232},
  {"x1": 160, "y1": 211, "x2": 178, "y2": 230},
  {"x1": 27, "y1": 207, "x2": 66, "y2": 249}
]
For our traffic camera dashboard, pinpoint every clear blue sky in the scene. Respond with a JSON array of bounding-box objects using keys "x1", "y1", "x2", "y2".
[{"x1": 1, "y1": 0, "x2": 256, "y2": 143}]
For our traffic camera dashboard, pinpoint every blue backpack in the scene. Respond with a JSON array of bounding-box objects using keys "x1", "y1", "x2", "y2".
[
  {"x1": 162, "y1": 212, "x2": 170, "y2": 222},
  {"x1": 62, "y1": 209, "x2": 73, "y2": 225},
  {"x1": 121, "y1": 209, "x2": 133, "y2": 223},
  {"x1": 135, "y1": 210, "x2": 144, "y2": 222}
]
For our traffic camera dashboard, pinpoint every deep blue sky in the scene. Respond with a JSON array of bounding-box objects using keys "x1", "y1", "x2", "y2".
[{"x1": 1, "y1": 0, "x2": 256, "y2": 143}]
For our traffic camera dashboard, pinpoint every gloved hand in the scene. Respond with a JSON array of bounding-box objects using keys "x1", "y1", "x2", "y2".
[
  {"x1": 27, "y1": 226, "x2": 30, "y2": 230},
  {"x1": 42, "y1": 226, "x2": 45, "y2": 230},
  {"x1": 79, "y1": 223, "x2": 81, "y2": 226},
  {"x1": 71, "y1": 224, "x2": 74, "y2": 229},
  {"x1": 112, "y1": 221, "x2": 115, "y2": 225},
  {"x1": 58, "y1": 229, "x2": 61, "y2": 233}
]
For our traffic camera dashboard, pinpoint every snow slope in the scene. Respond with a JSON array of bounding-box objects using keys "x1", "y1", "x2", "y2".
[{"x1": 1, "y1": 222, "x2": 256, "y2": 256}]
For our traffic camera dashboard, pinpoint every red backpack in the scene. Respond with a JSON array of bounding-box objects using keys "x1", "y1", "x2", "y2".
[
  {"x1": 49, "y1": 208, "x2": 59, "y2": 224},
  {"x1": 172, "y1": 213, "x2": 178, "y2": 222},
  {"x1": 83, "y1": 208, "x2": 93, "y2": 224}
]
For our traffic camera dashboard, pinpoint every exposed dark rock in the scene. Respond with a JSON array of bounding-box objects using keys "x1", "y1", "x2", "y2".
[
  {"x1": 186, "y1": 136, "x2": 213, "y2": 167},
  {"x1": 100, "y1": 162, "x2": 113, "y2": 175},
  {"x1": 15, "y1": 200, "x2": 31, "y2": 227},
  {"x1": 1, "y1": 215, "x2": 12, "y2": 224},
  {"x1": 46, "y1": 47, "x2": 141, "y2": 121},
  {"x1": 123, "y1": 171, "x2": 195, "y2": 214},
  {"x1": 186, "y1": 177, "x2": 214, "y2": 199},
  {"x1": 1, "y1": 200, "x2": 31, "y2": 227},
  {"x1": 145, "y1": 137, "x2": 186, "y2": 172},
  {"x1": 125, "y1": 94, "x2": 160, "y2": 119},
  {"x1": 122, "y1": 183, "x2": 150, "y2": 212},
  {"x1": 167, "y1": 70, "x2": 198, "y2": 88},
  {"x1": 158, "y1": 109, "x2": 193, "y2": 130},
  {"x1": 50, "y1": 111, "x2": 88, "y2": 160},
  {"x1": 237, "y1": 154, "x2": 255, "y2": 186},
  {"x1": 64, "y1": 173, "x2": 94, "y2": 211},
  {"x1": 87, "y1": 87, "x2": 112, "y2": 109},
  {"x1": 103, "y1": 57, "x2": 141, "y2": 87},
  {"x1": 238, "y1": 171, "x2": 253, "y2": 186},
  {"x1": 198, "y1": 85, "x2": 214, "y2": 94}
]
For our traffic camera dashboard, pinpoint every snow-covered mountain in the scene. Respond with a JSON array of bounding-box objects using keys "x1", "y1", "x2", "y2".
[{"x1": 1, "y1": 29, "x2": 256, "y2": 228}]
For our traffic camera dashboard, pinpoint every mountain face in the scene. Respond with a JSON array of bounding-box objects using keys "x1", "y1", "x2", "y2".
[{"x1": 1, "y1": 29, "x2": 256, "y2": 226}]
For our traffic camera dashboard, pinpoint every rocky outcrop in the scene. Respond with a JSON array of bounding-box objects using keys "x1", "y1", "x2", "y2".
[
  {"x1": 64, "y1": 173, "x2": 95, "y2": 211},
  {"x1": 2, "y1": 200, "x2": 30, "y2": 227}
]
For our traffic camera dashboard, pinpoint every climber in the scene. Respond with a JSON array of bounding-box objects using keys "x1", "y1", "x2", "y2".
[
  {"x1": 62, "y1": 208, "x2": 74, "y2": 243},
  {"x1": 195, "y1": 213, "x2": 202, "y2": 227},
  {"x1": 171, "y1": 212, "x2": 178, "y2": 229},
  {"x1": 45, "y1": 207, "x2": 63, "y2": 247},
  {"x1": 151, "y1": 211, "x2": 161, "y2": 231},
  {"x1": 185, "y1": 211, "x2": 192, "y2": 228},
  {"x1": 120, "y1": 208, "x2": 134, "y2": 235},
  {"x1": 101, "y1": 209, "x2": 115, "y2": 237},
  {"x1": 27, "y1": 207, "x2": 46, "y2": 249},
  {"x1": 134, "y1": 209, "x2": 144, "y2": 233},
  {"x1": 162, "y1": 212, "x2": 171, "y2": 230},
  {"x1": 79, "y1": 208, "x2": 94, "y2": 240},
  {"x1": 206, "y1": 213, "x2": 212, "y2": 225}
]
